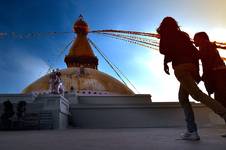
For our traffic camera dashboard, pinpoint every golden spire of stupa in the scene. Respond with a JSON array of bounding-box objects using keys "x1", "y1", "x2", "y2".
[{"x1": 64, "y1": 15, "x2": 98, "y2": 69}]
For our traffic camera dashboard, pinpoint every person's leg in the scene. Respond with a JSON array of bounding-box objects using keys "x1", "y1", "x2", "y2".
[
  {"x1": 214, "y1": 70, "x2": 226, "y2": 123},
  {"x1": 215, "y1": 70, "x2": 226, "y2": 108},
  {"x1": 178, "y1": 85, "x2": 200, "y2": 140},
  {"x1": 174, "y1": 64, "x2": 226, "y2": 119},
  {"x1": 178, "y1": 85, "x2": 197, "y2": 132},
  {"x1": 214, "y1": 70, "x2": 226, "y2": 137}
]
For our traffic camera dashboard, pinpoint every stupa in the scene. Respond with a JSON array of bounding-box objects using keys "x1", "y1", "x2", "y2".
[{"x1": 22, "y1": 15, "x2": 134, "y2": 96}]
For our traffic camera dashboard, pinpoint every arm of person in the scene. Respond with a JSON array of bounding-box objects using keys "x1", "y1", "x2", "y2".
[
  {"x1": 164, "y1": 55, "x2": 171, "y2": 75},
  {"x1": 159, "y1": 37, "x2": 173, "y2": 75}
]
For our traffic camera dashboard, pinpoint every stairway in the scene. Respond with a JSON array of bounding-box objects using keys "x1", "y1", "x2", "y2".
[
  {"x1": 39, "y1": 112, "x2": 53, "y2": 129},
  {"x1": 23, "y1": 113, "x2": 39, "y2": 129}
]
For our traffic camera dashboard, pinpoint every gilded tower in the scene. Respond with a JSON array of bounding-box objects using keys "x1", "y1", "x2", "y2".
[{"x1": 64, "y1": 15, "x2": 98, "y2": 69}]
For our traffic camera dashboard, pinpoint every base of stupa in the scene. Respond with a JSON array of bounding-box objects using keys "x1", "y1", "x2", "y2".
[{"x1": 0, "y1": 93, "x2": 224, "y2": 130}]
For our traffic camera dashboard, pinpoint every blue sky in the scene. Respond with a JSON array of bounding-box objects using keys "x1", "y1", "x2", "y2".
[{"x1": 0, "y1": 0, "x2": 226, "y2": 101}]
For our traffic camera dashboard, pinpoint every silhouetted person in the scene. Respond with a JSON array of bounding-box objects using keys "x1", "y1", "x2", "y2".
[
  {"x1": 194, "y1": 32, "x2": 226, "y2": 125},
  {"x1": 0, "y1": 100, "x2": 15, "y2": 130},
  {"x1": 157, "y1": 17, "x2": 226, "y2": 140},
  {"x1": 16, "y1": 101, "x2": 27, "y2": 120},
  {"x1": 70, "y1": 86, "x2": 75, "y2": 93}
]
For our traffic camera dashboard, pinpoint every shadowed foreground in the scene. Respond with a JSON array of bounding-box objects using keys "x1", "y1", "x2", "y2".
[{"x1": 0, "y1": 127, "x2": 226, "y2": 150}]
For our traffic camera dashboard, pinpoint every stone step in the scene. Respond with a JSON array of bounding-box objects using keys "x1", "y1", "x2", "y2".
[
  {"x1": 23, "y1": 113, "x2": 39, "y2": 129},
  {"x1": 39, "y1": 112, "x2": 53, "y2": 129}
]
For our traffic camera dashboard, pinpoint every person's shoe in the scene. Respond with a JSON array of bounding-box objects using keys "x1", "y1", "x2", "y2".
[
  {"x1": 179, "y1": 131, "x2": 200, "y2": 141},
  {"x1": 221, "y1": 134, "x2": 226, "y2": 137}
]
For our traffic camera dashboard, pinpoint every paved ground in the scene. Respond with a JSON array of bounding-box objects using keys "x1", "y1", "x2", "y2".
[{"x1": 0, "y1": 127, "x2": 226, "y2": 150}]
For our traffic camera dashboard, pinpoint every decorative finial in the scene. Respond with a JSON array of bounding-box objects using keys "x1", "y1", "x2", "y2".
[{"x1": 79, "y1": 14, "x2": 83, "y2": 20}]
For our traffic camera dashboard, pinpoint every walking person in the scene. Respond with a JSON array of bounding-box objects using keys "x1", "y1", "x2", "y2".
[
  {"x1": 157, "y1": 17, "x2": 226, "y2": 140},
  {"x1": 194, "y1": 32, "x2": 226, "y2": 137}
]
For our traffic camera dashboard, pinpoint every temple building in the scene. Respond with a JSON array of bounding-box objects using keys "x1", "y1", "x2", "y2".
[{"x1": 22, "y1": 15, "x2": 134, "y2": 96}]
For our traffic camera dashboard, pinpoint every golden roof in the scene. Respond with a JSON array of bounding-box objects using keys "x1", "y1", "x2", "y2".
[{"x1": 22, "y1": 67, "x2": 134, "y2": 96}]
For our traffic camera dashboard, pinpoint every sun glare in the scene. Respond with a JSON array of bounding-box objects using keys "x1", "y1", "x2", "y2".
[
  {"x1": 209, "y1": 28, "x2": 226, "y2": 43},
  {"x1": 209, "y1": 28, "x2": 226, "y2": 59},
  {"x1": 183, "y1": 27, "x2": 226, "y2": 59}
]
